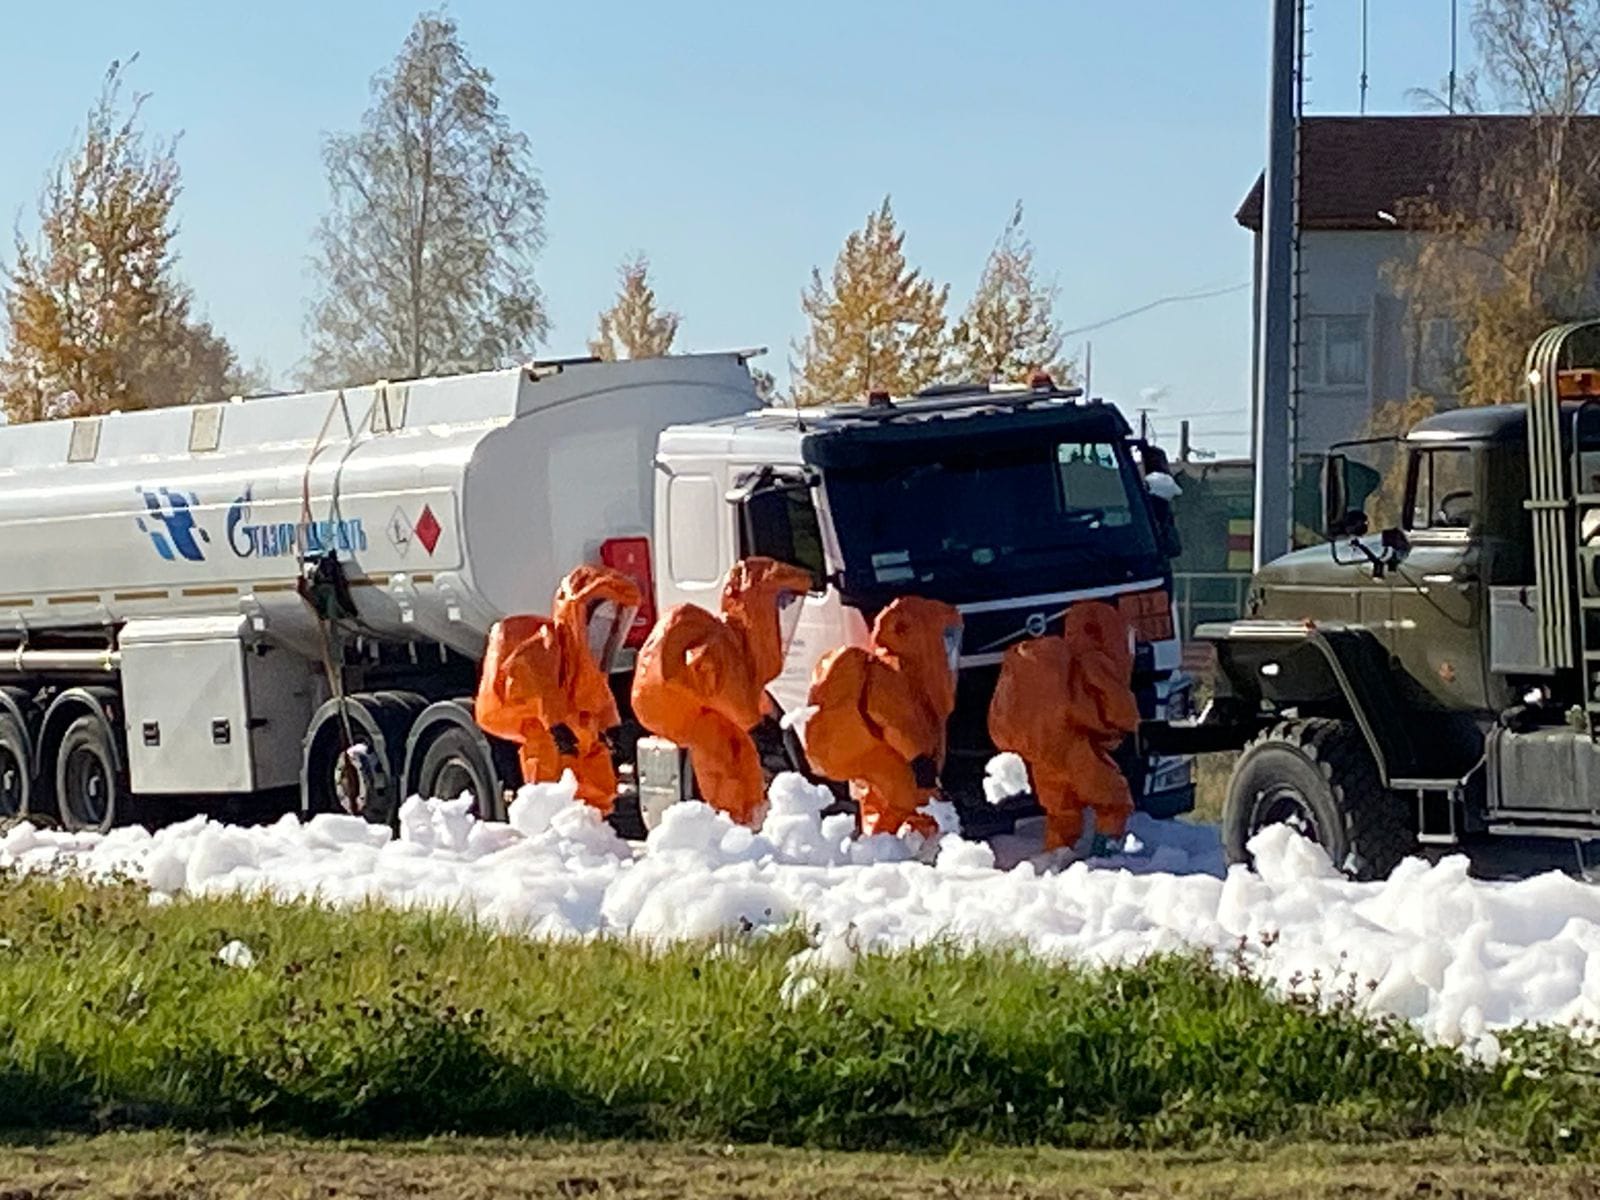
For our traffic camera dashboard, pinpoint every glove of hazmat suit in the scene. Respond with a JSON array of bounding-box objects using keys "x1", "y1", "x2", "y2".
[
  {"x1": 630, "y1": 557, "x2": 815, "y2": 826},
  {"x1": 803, "y1": 596, "x2": 963, "y2": 837},
  {"x1": 474, "y1": 564, "x2": 643, "y2": 814},
  {"x1": 988, "y1": 600, "x2": 1139, "y2": 851}
]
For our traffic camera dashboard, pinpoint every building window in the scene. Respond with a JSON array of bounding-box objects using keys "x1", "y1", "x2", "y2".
[
  {"x1": 1301, "y1": 315, "x2": 1368, "y2": 388},
  {"x1": 1414, "y1": 316, "x2": 1461, "y2": 396}
]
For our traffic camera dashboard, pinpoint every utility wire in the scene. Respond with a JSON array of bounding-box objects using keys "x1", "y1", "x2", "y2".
[{"x1": 1060, "y1": 281, "x2": 1250, "y2": 339}]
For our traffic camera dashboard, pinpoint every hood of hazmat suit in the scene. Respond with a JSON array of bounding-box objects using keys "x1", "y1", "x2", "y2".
[
  {"x1": 554, "y1": 564, "x2": 644, "y2": 674},
  {"x1": 720, "y1": 557, "x2": 818, "y2": 686},
  {"x1": 871, "y1": 595, "x2": 965, "y2": 723}
]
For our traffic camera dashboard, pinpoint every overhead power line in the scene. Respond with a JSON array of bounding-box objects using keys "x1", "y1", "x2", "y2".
[{"x1": 1060, "y1": 281, "x2": 1251, "y2": 339}]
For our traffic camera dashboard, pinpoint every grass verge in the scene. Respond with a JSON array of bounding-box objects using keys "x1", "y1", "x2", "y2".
[{"x1": 0, "y1": 874, "x2": 1596, "y2": 1153}]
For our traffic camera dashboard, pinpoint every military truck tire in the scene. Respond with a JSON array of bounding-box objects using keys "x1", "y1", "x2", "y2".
[{"x1": 1223, "y1": 718, "x2": 1413, "y2": 881}]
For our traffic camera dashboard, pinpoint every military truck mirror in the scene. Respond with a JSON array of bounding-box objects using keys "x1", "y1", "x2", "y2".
[{"x1": 1323, "y1": 452, "x2": 1350, "y2": 537}]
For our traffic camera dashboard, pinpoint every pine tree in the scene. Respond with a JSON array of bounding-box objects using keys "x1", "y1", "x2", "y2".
[
  {"x1": 949, "y1": 202, "x2": 1073, "y2": 385},
  {"x1": 589, "y1": 255, "x2": 680, "y2": 360},
  {"x1": 306, "y1": 11, "x2": 547, "y2": 387},
  {"x1": 792, "y1": 197, "x2": 948, "y2": 405},
  {"x1": 0, "y1": 60, "x2": 242, "y2": 424}
]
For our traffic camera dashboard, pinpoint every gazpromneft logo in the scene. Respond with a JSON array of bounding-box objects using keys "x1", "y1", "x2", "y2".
[{"x1": 226, "y1": 486, "x2": 368, "y2": 559}]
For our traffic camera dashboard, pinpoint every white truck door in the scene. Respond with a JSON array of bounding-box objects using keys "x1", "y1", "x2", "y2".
[{"x1": 729, "y1": 471, "x2": 865, "y2": 716}]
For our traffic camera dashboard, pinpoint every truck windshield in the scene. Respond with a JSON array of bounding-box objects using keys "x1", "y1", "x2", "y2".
[{"x1": 823, "y1": 437, "x2": 1160, "y2": 598}]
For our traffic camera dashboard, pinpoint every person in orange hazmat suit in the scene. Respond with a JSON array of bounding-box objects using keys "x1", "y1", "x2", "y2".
[
  {"x1": 630, "y1": 556, "x2": 816, "y2": 825},
  {"x1": 474, "y1": 564, "x2": 643, "y2": 815},
  {"x1": 988, "y1": 600, "x2": 1139, "y2": 851},
  {"x1": 802, "y1": 596, "x2": 964, "y2": 838}
]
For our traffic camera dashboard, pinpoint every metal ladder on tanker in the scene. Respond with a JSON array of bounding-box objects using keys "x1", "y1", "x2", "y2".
[{"x1": 1528, "y1": 322, "x2": 1600, "y2": 728}]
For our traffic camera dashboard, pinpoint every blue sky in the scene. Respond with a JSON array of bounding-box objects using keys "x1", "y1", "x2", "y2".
[{"x1": 2, "y1": 1, "x2": 1476, "y2": 458}]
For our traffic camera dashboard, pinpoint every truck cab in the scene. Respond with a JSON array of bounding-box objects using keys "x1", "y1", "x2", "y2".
[{"x1": 654, "y1": 380, "x2": 1195, "y2": 823}]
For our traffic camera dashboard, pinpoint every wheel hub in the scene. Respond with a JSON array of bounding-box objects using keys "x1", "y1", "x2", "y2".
[
  {"x1": 334, "y1": 745, "x2": 378, "y2": 816},
  {"x1": 0, "y1": 754, "x2": 20, "y2": 814},
  {"x1": 66, "y1": 748, "x2": 110, "y2": 827},
  {"x1": 433, "y1": 758, "x2": 475, "y2": 802},
  {"x1": 1254, "y1": 783, "x2": 1321, "y2": 843}
]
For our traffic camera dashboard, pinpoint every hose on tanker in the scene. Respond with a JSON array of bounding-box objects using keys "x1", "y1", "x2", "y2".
[
  {"x1": 296, "y1": 384, "x2": 394, "y2": 814},
  {"x1": 297, "y1": 389, "x2": 362, "y2": 791}
]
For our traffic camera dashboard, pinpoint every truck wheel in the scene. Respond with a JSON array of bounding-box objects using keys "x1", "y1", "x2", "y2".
[
  {"x1": 416, "y1": 727, "x2": 504, "y2": 822},
  {"x1": 0, "y1": 713, "x2": 28, "y2": 818},
  {"x1": 1223, "y1": 718, "x2": 1413, "y2": 881},
  {"x1": 55, "y1": 714, "x2": 122, "y2": 834}
]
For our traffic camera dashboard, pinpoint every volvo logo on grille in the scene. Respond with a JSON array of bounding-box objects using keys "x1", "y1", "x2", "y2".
[{"x1": 1024, "y1": 613, "x2": 1048, "y2": 637}]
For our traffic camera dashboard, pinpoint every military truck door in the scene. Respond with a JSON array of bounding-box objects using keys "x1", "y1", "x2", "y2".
[
  {"x1": 1324, "y1": 444, "x2": 1402, "y2": 649},
  {"x1": 1388, "y1": 443, "x2": 1487, "y2": 713}
]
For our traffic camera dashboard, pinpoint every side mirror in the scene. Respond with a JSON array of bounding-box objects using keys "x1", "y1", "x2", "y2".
[{"x1": 1323, "y1": 452, "x2": 1350, "y2": 537}]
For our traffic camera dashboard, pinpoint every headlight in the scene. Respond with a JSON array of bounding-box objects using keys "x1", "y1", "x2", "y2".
[
  {"x1": 1164, "y1": 682, "x2": 1193, "y2": 721},
  {"x1": 1148, "y1": 757, "x2": 1194, "y2": 793}
]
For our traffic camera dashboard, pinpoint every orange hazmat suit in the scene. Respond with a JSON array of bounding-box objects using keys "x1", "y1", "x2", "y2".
[
  {"x1": 988, "y1": 600, "x2": 1139, "y2": 851},
  {"x1": 630, "y1": 557, "x2": 815, "y2": 825},
  {"x1": 803, "y1": 596, "x2": 964, "y2": 838},
  {"x1": 475, "y1": 564, "x2": 643, "y2": 814}
]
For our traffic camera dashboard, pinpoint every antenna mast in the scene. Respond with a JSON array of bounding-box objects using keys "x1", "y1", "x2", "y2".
[
  {"x1": 1360, "y1": 0, "x2": 1369, "y2": 113},
  {"x1": 1448, "y1": 0, "x2": 1459, "y2": 112}
]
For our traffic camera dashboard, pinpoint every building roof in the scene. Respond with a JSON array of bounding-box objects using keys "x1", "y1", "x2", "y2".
[{"x1": 1235, "y1": 115, "x2": 1600, "y2": 232}]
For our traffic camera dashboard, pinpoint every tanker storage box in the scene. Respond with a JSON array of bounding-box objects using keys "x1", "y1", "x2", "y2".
[{"x1": 120, "y1": 616, "x2": 314, "y2": 794}]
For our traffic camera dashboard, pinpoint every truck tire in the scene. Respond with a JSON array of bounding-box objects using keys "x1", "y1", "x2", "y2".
[
  {"x1": 0, "y1": 712, "x2": 28, "y2": 818},
  {"x1": 55, "y1": 714, "x2": 123, "y2": 834},
  {"x1": 416, "y1": 726, "x2": 505, "y2": 822},
  {"x1": 1223, "y1": 718, "x2": 1413, "y2": 881}
]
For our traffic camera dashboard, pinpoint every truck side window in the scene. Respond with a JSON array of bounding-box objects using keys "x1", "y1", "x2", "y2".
[
  {"x1": 1407, "y1": 447, "x2": 1475, "y2": 532},
  {"x1": 740, "y1": 486, "x2": 826, "y2": 591}
]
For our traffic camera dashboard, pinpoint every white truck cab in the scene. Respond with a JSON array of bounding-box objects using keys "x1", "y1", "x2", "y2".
[{"x1": 651, "y1": 383, "x2": 1194, "y2": 828}]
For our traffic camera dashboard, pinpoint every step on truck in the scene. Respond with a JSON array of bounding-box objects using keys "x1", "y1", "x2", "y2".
[
  {"x1": 0, "y1": 353, "x2": 1192, "y2": 833},
  {"x1": 1145, "y1": 321, "x2": 1600, "y2": 878}
]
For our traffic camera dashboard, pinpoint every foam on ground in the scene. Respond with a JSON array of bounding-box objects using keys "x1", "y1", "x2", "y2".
[{"x1": 5, "y1": 769, "x2": 1600, "y2": 1058}]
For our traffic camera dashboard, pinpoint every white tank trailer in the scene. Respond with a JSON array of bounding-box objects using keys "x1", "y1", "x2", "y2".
[{"x1": 0, "y1": 353, "x2": 762, "y2": 828}]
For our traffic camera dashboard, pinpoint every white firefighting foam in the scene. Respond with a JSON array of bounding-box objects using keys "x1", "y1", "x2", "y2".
[{"x1": 4, "y1": 768, "x2": 1600, "y2": 1060}]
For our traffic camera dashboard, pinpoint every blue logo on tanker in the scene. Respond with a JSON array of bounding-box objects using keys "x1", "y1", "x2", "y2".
[
  {"x1": 226, "y1": 486, "x2": 368, "y2": 558},
  {"x1": 134, "y1": 487, "x2": 211, "y2": 562},
  {"x1": 135, "y1": 483, "x2": 367, "y2": 562}
]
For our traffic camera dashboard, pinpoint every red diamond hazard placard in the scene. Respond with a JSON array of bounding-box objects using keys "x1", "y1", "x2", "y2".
[{"x1": 414, "y1": 505, "x2": 442, "y2": 556}]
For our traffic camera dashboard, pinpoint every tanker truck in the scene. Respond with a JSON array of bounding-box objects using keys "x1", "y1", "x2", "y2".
[{"x1": 0, "y1": 351, "x2": 1193, "y2": 833}]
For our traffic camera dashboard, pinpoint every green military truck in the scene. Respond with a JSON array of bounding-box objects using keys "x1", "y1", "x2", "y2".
[{"x1": 1146, "y1": 322, "x2": 1600, "y2": 879}]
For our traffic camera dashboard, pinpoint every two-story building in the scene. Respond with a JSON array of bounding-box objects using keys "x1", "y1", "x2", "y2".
[{"x1": 1236, "y1": 114, "x2": 1600, "y2": 455}]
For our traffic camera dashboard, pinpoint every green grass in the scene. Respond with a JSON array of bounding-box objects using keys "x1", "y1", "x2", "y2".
[{"x1": 0, "y1": 874, "x2": 1596, "y2": 1153}]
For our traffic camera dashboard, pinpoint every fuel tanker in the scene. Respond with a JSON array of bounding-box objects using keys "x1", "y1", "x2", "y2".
[{"x1": 0, "y1": 354, "x2": 1194, "y2": 833}]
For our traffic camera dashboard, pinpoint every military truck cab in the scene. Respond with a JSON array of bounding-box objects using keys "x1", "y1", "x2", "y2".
[{"x1": 1153, "y1": 321, "x2": 1600, "y2": 879}]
